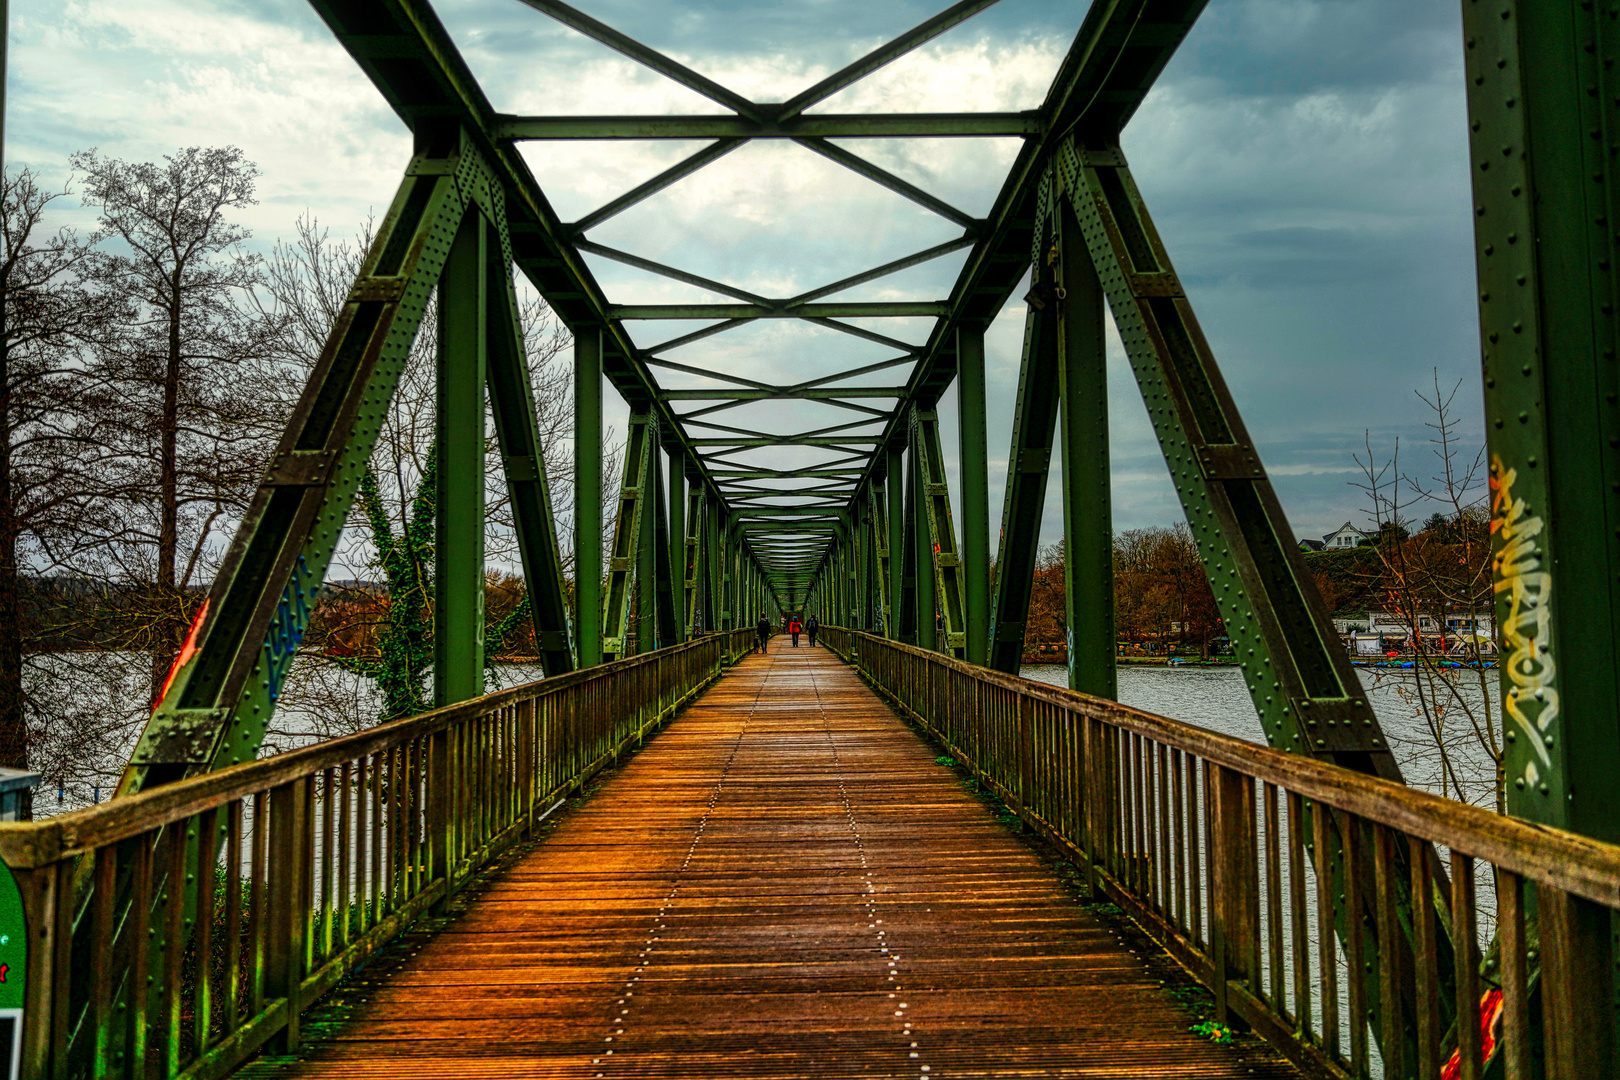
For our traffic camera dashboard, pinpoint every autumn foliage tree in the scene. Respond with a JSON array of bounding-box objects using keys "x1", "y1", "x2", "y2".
[{"x1": 1113, "y1": 524, "x2": 1221, "y2": 656}]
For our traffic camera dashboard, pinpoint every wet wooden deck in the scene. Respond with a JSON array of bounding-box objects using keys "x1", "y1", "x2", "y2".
[{"x1": 240, "y1": 645, "x2": 1300, "y2": 1079}]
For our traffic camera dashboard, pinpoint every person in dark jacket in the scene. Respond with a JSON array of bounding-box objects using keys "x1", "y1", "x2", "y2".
[
  {"x1": 806, "y1": 614, "x2": 819, "y2": 647},
  {"x1": 789, "y1": 616, "x2": 802, "y2": 647},
  {"x1": 755, "y1": 614, "x2": 771, "y2": 654}
]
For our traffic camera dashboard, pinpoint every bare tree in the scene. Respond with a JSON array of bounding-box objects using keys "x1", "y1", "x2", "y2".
[
  {"x1": 1353, "y1": 371, "x2": 1501, "y2": 809},
  {"x1": 258, "y1": 216, "x2": 620, "y2": 738},
  {"x1": 0, "y1": 167, "x2": 125, "y2": 767},
  {"x1": 71, "y1": 146, "x2": 282, "y2": 697}
]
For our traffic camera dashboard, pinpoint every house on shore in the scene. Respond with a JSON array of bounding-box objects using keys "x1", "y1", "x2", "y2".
[{"x1": 1299, "y1": 521, "x2": 1370, "y2": 552}]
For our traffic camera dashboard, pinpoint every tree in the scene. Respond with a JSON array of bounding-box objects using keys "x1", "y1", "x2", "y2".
[
  {"x1": 1353, "y1": 371, "x2": 1501, "y2": 810},
  {"x1": 259, "y1": 215, "x2": 620, "y2": 737},
  {"x1": 0, "y1": 167, "x2": 125, "y2": 767},
  {"x1": 1113, "y1": 525, "x2": 1220, "y2": 656},
  {"x1": 71, "y1": 146, "x2": 280, "y2": 697}
]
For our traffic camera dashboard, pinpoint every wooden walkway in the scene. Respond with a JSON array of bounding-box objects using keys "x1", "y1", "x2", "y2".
[{"x1": 242, "y1": 646, "x2": 1299, "y2": 1079}]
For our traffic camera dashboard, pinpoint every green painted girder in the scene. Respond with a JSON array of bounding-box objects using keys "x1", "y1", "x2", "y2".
[
  {"x1": 518, "y1": 0, "x2": 1003, "y2": 124},
  {"x1": 1460, "y1": 0, "x2": 1620, "y2": 843},
  {"x1": 495, "y1": 112, "x2": 1041, "y2": 140},
  {"x1": 712, "y1": 470, "x2": 866, "y2": 481},
  {"x1": 736, "y1": 511, "x2": 846, "y2": 521},
  {"x1": 686, "y1": 416, "x2": 884, "y2": 440},
  {"x1": 683, "y1": 481, "x2": 703, "y2": 638},
  {"x1": 842, "y1": 0, "x2": 1211, "y2": 505},
  {"x1": 435, "y1": 208, "x2": 488, "y2": 707},
  {"x1": 689, "y1": 436, "x2": 884, "y2": 448},
  {"x1": 987, "y1": 217, "x2": 1064, "y2": 676},
  {"x1": 1053, "y1": 203, "x2": 1115, "y2": 699},
  {"x1": 124, "y1": 133, "x2": 575, "y2": 791},
  {"x1": 310, "y1": 0, "x2": 737, "y2": 525},
  {"x1": 601, "y1": 410, "x2": 655, "y2": 660},
  {"x1": 956, "y1": 326, "x2": 990, "y2": 665},
  {"x1": 483, "y1": 204, "x2": 576, "y2": 675},
  {"x1": 573, "y1": 139, "x2": 744, "y2": 234},
  {"x1": 610, "y1": 303, "x2": 947, "y2": 319},
  {"x1": 868, "y1": 481, "x2": 894, "y2": 638},
  {"x1": 1063, "y1": 137, "x2": 1395, "y2": 773},
  {"x1": 912, "y1": 408, "x2": 969, "y2": 657},
  {"x1": 663, "y1": 387, "x2": 906, "y2": 400},
  {"x1": 1062, "y1": 136, "x2": 1444, "y2": 1059}
]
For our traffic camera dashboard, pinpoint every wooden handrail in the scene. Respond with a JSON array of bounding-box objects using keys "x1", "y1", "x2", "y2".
[
  {"x1": 2, "y1": 627, "x2": 758, "y2": 1080},
  {"x1": 821, "y1": 625, "x2": 1618, "y2": 1080}
]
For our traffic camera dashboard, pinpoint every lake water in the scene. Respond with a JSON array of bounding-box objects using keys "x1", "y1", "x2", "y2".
[{"x1": 31, "y1": 651, "x2": 1501, "y2": 817}]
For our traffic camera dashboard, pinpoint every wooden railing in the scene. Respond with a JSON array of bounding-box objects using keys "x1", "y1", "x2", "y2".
[
  {"x1": 1, "y1": 629, "x2": 757, "y2": 1080},
  {"x1": 820, "y1": 627, "x2": 1619, "y2": 1080}
]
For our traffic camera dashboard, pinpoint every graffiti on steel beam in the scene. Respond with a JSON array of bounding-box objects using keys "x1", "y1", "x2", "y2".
[{"x1": 1490, "y1": 455, "x2": 1557, "y2": 789}]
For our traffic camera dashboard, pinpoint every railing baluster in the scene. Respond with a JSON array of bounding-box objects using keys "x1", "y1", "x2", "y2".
[
  {"x1": 1450, "y1": 851, "x2": 1480, "y2": 1080},
  {"x1": 128, "y1": 833, "x2": 153, "y2": 1080},
  {"x1": 1263, "y1": 782, "x2": 1283, "y2": 1016},
  {"x1": 1157, "y1": 742, "x2": 1172, "y2": 916},
  {"x1": 89, "y1": 845, "x2": 117, "y2": 1077},
  {"x1": 224, "y1": 800, "x2": 243, "y2": 1036},
  {"x1": 1344, "y1": 816, "x2": 1367, "y2": 1073},
  {"x1": 1170, "y1": 747, "x2": 1186, "y2": 931},
  {"x1": 1313, "y1": 802, "x2": 1340, "y2": 1057},
  {"x1": 1409, "y1": 833, "x2": 1440, "y2": 1080},
  {"x1": 249, "y1": 791, "x2": 268, "y2": 1021},
  {"x1": 1372, "y1": 823, "x2": 1399, "y2": 1078},
  {"x1": 1287, "y1": 792, "x2": 1310, "y2": 1043},
  {"x1": 163, "y1": 819, "x2": 186, "y2": 1076},
  {"x1": 1496, "y1": 868, "x2": 1529, "y2": 1080},
  {"x1": 321, "y1": 767, "x2": 335, "y2": 963},
  {"x1": 337, "y1": 761, "x2": 352, "y2": 951},
  {"x1": 1541, "y1": 883, "x2": 1617, "y2": 1076},
  {"x1": 195, "y1": 805, "x2": 218, "y2": 1057}
]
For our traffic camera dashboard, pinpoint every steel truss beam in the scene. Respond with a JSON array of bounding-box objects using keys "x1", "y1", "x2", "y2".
[
  {"x1": 683, "y1": 480, "x2": 703, "y2": 638},
  {"x1": 1059, "y1": 135, "x2": 1439, "y2": 1063},
  {"x1": 308, "y1": 0, "x2": 1213, "y2": 599},
  {"x1": 125, "y1": 133, "x2": 574, "y2": 792},
  {"x1": 602, "y1": 410, "x2": 655, "y2": 661},
  {"x1": 1460, "y1": 0, "x2": 1620, "y2": 848},
  {"x1": 497, "y1": 113, "x2": 1039, "y2": 140},
  {"x1": 911, "y1": 409, "x2": 969, "y2": 657}
]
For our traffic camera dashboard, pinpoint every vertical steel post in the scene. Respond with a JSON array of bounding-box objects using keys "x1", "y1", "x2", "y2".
[
  {"x1": 636, "y1": 443, "x2": 659, "y2": 654},
  {"x1": 684, "y1": 479, "x2": 703, "y2": 637},
  {"x1": 987, "y1": 205, "x2": 1064, "y2": 675},
  {"x1": 1460, "y1": 0, "x2": 1620, "y2": 839},
  {"x1": 574, "y1": 328, "x2": 603, "y2": 667},
  {"x1": 704, "y1": 496, "x2": 720, "y2": 632},
  {"x1": 668, "y1": 455, "x2": 686, "y2": 644},
  {"x1": 911, "y1": 424, "x2": 938, "y2": 651},
  {"x1": 958, "y1": 326, "x2": 991, "y2": 665},
  {"x1": 1057, "y1": 200, "x2": 1116, "y2": 698},
  {"x1": 435, "y1": 209, "x2": 486, "y2": 706},
  {"x1": 913, "y1": 408, "x2": 970, "y2": 657},
  {"x1": 602, "y1": 410, "x2": 652, "y2": 660},
  {"x1": 888, "y1": 448, "x2": 907, "y2": 640}
]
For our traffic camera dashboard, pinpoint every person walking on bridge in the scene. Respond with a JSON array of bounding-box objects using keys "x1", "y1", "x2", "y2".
[
  {"x1": 789, "y1": 615, "x2": 802, "y2": 647},
  {"x1": 806, "y1": 614, "x2": 819, "y2": 647},
  {"x1": 755, "y1": 613, "x2": 771, "y2": 654}
]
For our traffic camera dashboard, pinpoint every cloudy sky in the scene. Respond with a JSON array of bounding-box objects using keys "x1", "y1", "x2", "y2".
[{"x1": 6, "y1": 0, "x2": 1481, "y2": 556}]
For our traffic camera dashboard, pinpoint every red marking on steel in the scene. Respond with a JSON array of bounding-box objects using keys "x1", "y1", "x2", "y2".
[{"x1": 155, "y1": 599, "x2": 210, "y2": 711}]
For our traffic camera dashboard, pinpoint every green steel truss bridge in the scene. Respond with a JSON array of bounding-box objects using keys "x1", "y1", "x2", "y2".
[{"x1": 5, "y1": 1, "x2": 1620, "y2": 1077}]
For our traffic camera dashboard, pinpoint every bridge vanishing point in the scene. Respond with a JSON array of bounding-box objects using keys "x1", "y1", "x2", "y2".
[{"x1": 0, "y1": 1, "x2": 1617, "y2": 1078}]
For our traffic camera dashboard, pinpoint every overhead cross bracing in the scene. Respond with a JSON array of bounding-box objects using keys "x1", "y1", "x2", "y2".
[
  {"x1": 309, "y1": 0, "x2": 1207, "y2": 611},
  {"x1": 118, "y1": 0, "x2": 1256, "y2": 795}
]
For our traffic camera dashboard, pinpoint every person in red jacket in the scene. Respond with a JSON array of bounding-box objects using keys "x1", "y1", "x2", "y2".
[{"x1": 789, "y1": 616, "x2": 802, "y2": 647}]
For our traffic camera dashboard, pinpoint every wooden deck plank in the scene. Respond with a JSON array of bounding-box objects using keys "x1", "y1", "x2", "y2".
[{"x1": 238, "y1": 646, "x2": 1299, "y2": 1079}]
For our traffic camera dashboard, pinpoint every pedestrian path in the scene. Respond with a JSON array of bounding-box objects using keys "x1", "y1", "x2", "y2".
[{"x1": 238, "y1": 645, "x2": 1299, "y2": 1078}]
